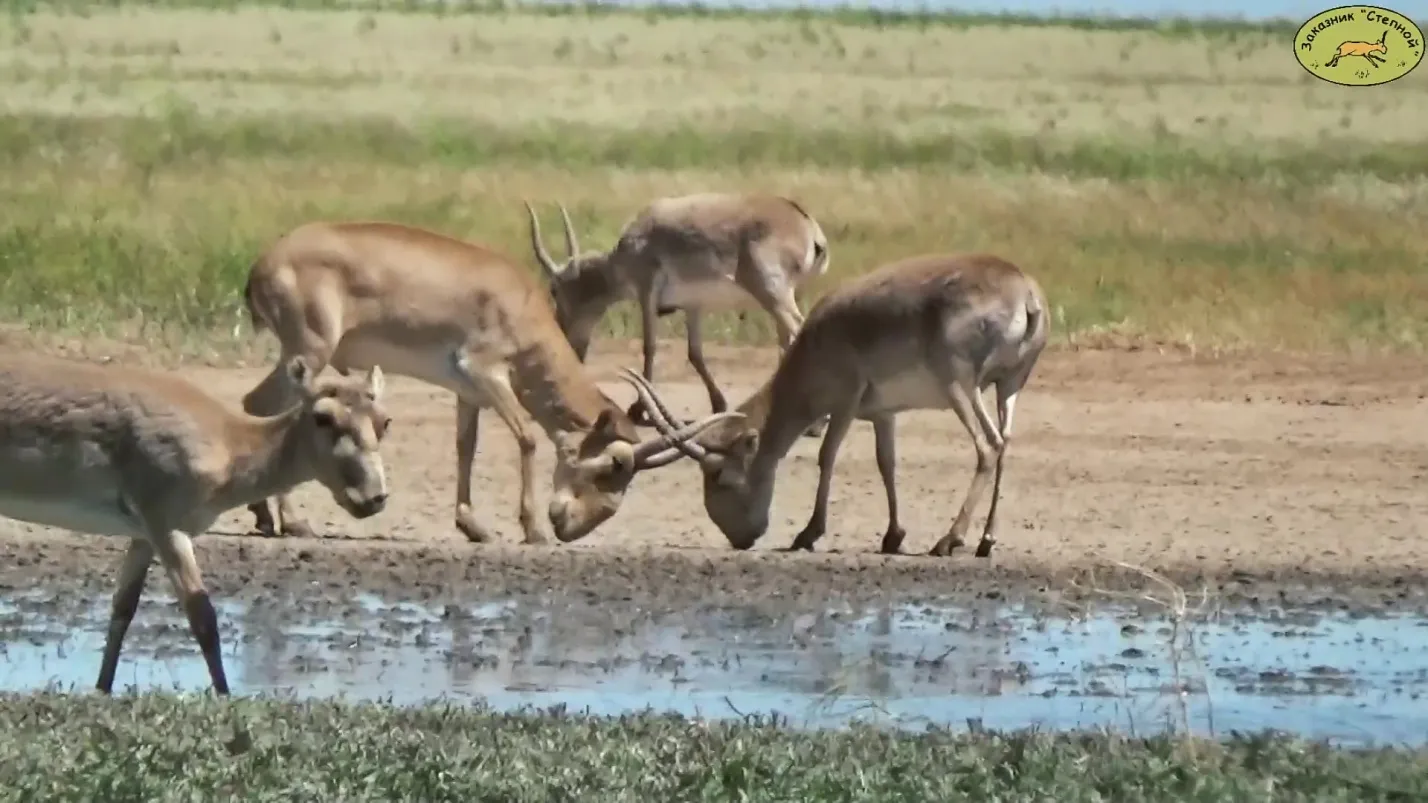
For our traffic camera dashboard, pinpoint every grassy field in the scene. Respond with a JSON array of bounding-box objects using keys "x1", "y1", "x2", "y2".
[
  {"x1": 0, "y1": 692, "x2": 1424, "y2": 801},
  {"x1": 0, "y1": 1, "x2": 1425, "y2": 359}
]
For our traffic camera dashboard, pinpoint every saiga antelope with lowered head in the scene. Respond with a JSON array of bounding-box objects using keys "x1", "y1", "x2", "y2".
[
  {"x1": 627, "y1": 252, "x2": 1048, "y2": 558},
  {"x1": 525, "y1": 193, "x2": 829, "y2": 429},
  {"x1": 240, "y1": 221, "x2": 740, "y2": 545},
  {"x1": 0, "y1": 352, "x2": 391, "y2": 695}
]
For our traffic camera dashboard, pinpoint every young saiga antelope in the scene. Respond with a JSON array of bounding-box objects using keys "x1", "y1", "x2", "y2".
[
  {"x1": 240, "y1": 221, "x2": 740, "y2": 545},
  {"x1": 0, "y1": 352, "x2": 391, "y2": 695},
  {"x1": 628, "y1": 252, "x2": 1049, "y2": 558},
  {"x1": 525, "y1": 193, "x2": 829, "y2": 430}
]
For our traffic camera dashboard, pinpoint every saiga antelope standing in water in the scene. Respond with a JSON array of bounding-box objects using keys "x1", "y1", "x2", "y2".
[
  {"x1": 240, "y1": 221, "x2": 739, "y2": 545},
  {"x1": 627, "y1": 252, "x2": 1048, "y2": 558},
  {"x1": 0, "y1": 353, "x2": 391, "y2": 695},
  {"x1": 525, "y1": 193, "x2": 829, "y2": 432}
]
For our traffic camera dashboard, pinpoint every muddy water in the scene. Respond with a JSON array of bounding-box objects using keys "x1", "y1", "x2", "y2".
[{"x1": 1, "y1": 586, "x2": 1426, "y2": 747}]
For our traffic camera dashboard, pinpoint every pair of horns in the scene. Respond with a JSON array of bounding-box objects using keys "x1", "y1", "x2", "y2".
[
  {"x1": 525, "y1": 201, "x2": 580, "y2": 276},
  {"x1": 619, "y1": 369, "x2": 737, "y2": 469}
]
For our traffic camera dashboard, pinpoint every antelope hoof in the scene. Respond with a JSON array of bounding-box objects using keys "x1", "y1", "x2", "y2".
[
  {"x1": 455, "y1": 507, "x2": 494, "y2": 544},
  {"x1": 522, "y1": 521, "x2": 554, "y2": 546},
  {"x1": 281, "y1": 520, "x2": 316, "y2": 540},
  {"x1": 785, "y1": 530, "x2": 820, "y2": 552},
  {"x1": 974, "y1": 538, "x2": 995, "y2": 559},
  {"x1": 879, "y1": 527, "x2": 907, "y2": 555},
  {"x1": 928, "y1": 535, "x2": 964, "y2": 558},
  {"x1": 247, "y1": 504, "x2": 278, "y2": 538}
]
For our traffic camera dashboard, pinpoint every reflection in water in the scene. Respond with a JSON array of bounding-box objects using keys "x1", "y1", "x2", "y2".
[{"x1": 1, "y1": 588, "x2": 1427, "y2": 748}]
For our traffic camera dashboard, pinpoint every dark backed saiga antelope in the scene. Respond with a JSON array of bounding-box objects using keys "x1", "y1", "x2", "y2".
[
  {"x1": 626, "y1": 252, "x2": 1048, "y2": 558},
  {"x1": 240, "y1": 221, "x2": 740, "y2": 545},
  {"x1": 0, "y1": 352, "x2": 391, "y2": 695},
  {"x1": 525, "y1": 193, "x2": 829, "y2": 429}
]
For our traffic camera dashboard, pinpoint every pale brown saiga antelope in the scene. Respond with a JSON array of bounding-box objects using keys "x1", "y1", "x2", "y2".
[
  {"x1": 239, "y1": 221, "x2": 740, "y2": 545},
  {"x1": 0, "y1": 352, "x2": 391, "y2": 695},
  {"x1": 524, "y1": 193, "x2": 829, "y2": 430},
  {"x1": 1326, "y1": 30, "x2": 1389, "y2": 68},
  {"x1": 626, "y1": 252, "x2": 1049, "y2": 558}
]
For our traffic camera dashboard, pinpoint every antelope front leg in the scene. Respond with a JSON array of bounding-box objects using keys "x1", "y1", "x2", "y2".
[
  {"x1": 685, "y1": 311, "x2": 728, "y2": 416},
  {"x1": 95, "y1": 539, "x2": 154, "y2": 694},
  {"x1": 624, "y1": 294, "x2": 662, "y2": 427},
  {"x1": 786, "y1": 392, "x2": 862, "y2": 552},
  {"x1": 150, "y1": 528, "x2": 230, "y2": 695},
  {"x1": 453, "y1": 399, "x2": 496, "y2": 543},
  {"x1": 767, "y1": 292, "x2": 826, "y2": 439},
  {"x1": 468, "y1": 379, "x2": 552, "y2": 546},
  {"x1": 871, "y1": 416, "x2": 906, "y2": 555}
]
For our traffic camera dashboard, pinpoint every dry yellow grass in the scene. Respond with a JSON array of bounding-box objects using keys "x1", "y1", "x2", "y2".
[
  {"x1": 2, "y1": 7, "x2": 1425, "y2": 145},
  {"x1": 0, "y1": 5, "x2": 1423, "y2": 357}
]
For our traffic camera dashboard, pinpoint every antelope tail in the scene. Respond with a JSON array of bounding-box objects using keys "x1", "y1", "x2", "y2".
[
  {"x1": 1024, "y1": 288, "x2": 1047, "y2": 346},
  {"x1": 783, "y1": 197, "x2": 830, "y2": 276},
  {"x1": 242, "y1": 270, "x2": 267, "y2": 332}
]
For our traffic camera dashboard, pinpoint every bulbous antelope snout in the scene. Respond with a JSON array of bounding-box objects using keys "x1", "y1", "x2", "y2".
[
  {"x1": 331, "y1": 456, "x2": 391, "y2": 520},
  {"x1": 348, "y1": 492, "x2": 389, "y2": 519},
  {"x1": 548, "y1": 497, "x2": 618, "y2": 544}
]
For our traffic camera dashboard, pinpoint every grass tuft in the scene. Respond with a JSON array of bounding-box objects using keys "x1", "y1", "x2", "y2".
[{"x1": 1, "y1": 691, "x2": 1426, "y2": 800}]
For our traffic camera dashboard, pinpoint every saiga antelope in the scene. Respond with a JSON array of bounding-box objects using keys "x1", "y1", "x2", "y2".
[
  {"x1": 628, "y1": 252, "x2": 1048, "y2": 558},
  {"x1": 240, "y1": 221, "x2": 739, "y2": 545},
  {"x1": 0, "y1": 352, "x2": 391, "y2": 695},
  {"x1": 1326, "y1": 30, "x2": 1389, "y2": 67},
  {"x1": 525, "y1": 193, "x2": 829, "y2": 430}
]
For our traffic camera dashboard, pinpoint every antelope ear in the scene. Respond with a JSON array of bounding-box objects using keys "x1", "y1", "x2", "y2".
[
  {"x1": 285, "y1": 355, "x2": 317, "y2": 394},
  {"x1": 730, "y1": 430, "x2": 759, "y2": 461},
  {"x1": 365, "y1": 365, "x2": 386, "y2": 399},
  {"x1": 605, "y1": 441, "x2": 636, "y2": 476},
  {"x1": 592, "y1": 409, "x2": 621, "y2": 438},
  {"x1": 552, "y1": 429, "x2": 580, "y2": 458}
]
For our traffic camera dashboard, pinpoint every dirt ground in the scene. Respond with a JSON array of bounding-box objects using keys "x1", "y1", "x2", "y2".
[{"x1": 0, "y1": 341, "x2": 1425, "y2": 615}]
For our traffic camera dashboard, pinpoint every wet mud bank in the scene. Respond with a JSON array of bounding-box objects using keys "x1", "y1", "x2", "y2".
[
  {"x1": 3, "y1": 551, "x2": 1428, "y2": 748},
  {"x1": 2, "y1": 532, "x2": 1427, "y2": 618}
]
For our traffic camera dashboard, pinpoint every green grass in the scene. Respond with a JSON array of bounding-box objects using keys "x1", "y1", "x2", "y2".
[
  {"x1": 2, "y1": 692, "x2": 1426, "y2": 801},
  {"x1": 0, "y1": 4, "x2": 1424, "y2": 358}
]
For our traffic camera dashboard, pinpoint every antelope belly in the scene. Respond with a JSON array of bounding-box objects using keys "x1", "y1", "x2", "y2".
[
  {"x1": 862, "y1": 370, "x2": 951, "y2": 416},
  {"x1": 0, "y1": 493, "x2": 142, "y2": 538},
  {"x1": 656, "y1": 277, "x2": 758, "y2": 313}
]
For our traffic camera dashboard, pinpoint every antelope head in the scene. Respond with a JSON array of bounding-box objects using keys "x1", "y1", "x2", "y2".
[
  {"x1": 546, "y1": 368, "x2": 746, "y2": 543},
  {"x1": 525, "y1": 200, "x2": 623, "y2": 361},
  {"x1": 620, "y1": 371, "x2": 770, "y2": 550},
  {"x1": 289, "y1": 356, "x2": 393, "y2": 519}
]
